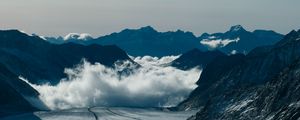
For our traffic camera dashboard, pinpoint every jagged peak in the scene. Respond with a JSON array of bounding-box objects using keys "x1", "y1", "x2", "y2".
[
  {"x1": 139, "y1": 26, "x2": 157, "y2": 32},
  {"x1": 199, "y1": 33, "x2": 210, "y2": 38},
  {"x1": 174, "y1": 30, "x2": 195, "y2": 37},
  {"x1": 119, "y1": 26, "x2": 158, "y2": 34},
  {"x1": 284, "y1": 30, "x2": 299, "y2": 39},
  {"x1": 275, "y1": 30, "x2": 300, "y2": 46},
  {"x1": 229, "y1": 25, "x2": 246, "y2": 32}
]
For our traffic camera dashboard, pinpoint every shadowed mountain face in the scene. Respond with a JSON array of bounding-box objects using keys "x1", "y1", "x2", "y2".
[
  {"x1": 0, "y1": 30, "x2": 133, "y2": 85},
  {"x1": 0, "y1": 63, "x2": 44, "y2": 117},
  {"x1": 199, "y1": 25, "x2": 283, "y2": 54},
  {"x1": 0, "y1": 30, "x2": 135, "y2": 117},
  {"x1": 170, "y1": 48, "x2": 226, "y2": 70},
  {"x1": 180, "y1": 30, "x2": 300, "y2": 120}
]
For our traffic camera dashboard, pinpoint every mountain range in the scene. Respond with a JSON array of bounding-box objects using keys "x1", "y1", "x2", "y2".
[
  {"x1": 199, "y1": 25, "x2": 283, "y2": 54},
  {"x1": 0, "y1": 26, "x2": 298, "y2": 120},
  {"x1": 44, "y1": 25, "x2": 283, "y2": 56},
  {"x1": 179, "y1": 30, "x2": 300, "y2": 120}
]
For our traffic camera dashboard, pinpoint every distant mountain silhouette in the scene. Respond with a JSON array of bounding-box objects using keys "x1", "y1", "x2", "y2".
[
  {"x1": 45, "y1": 25, "x2": 283, "y2": 57},
  {"x1": 199, "y1": 25, "x2": 283, "y2": 54},
  {"x1": 45, "y1": 26, "x2": 205, "y2": 57},
  {"x1": 85, "y1": 26, "x2": 205, "y2": 57}
]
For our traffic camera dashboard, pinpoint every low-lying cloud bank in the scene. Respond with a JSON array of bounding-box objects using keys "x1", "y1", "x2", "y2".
[
  {"x1": 21, "y1": 56, "x2": 201, "y2": 110},
  {"x1": 200, "y1": 38, "x2": 240, "y2": 49}
]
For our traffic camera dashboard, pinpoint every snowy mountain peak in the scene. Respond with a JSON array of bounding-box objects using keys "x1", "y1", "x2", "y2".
[
  {"x1": 63, "y1": 33, "x2": 93, "y2": 41},
  {"x1": 229, "y1": 25, "x2": 245, "y2": 32}
]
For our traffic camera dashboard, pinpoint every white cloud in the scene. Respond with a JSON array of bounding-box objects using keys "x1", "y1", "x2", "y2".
[
  {"x1": 200, "y1": 38, "x2": 240, "y2": 49},
  {"x1": 133, "y1": 55, "x2": 180, "y2": 66},
  {"x1": 21, "y1": 56, "x2": 201, "y2": 110},
  {"x1": 63, "y1": 33, "x2": 93, "y2": 41}
]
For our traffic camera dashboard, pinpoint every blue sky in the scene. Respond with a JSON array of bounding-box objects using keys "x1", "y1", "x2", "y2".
[{"x1": 0, "y1": 0, "x2": 299, "y2": 37}]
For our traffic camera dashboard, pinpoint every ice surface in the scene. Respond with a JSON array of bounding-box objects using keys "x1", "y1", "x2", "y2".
[{"x1": 1, "y1": 107, "x2": 197, "y2": 120}]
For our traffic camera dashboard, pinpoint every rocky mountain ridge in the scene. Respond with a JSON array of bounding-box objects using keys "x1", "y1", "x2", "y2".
[{"x1": 181, "y1": 29, "x2": 300, "y2": 120}]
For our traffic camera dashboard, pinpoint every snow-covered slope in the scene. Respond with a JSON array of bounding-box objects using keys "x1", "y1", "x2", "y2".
[{"x1": 63, "y1": 33, "x2": 93, "y2": 41}]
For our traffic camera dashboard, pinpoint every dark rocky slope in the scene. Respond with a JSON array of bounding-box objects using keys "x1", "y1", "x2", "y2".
[
  {"x1": 0, "y1": 63, "x2": 45, "y2": 117},
  {"x1": 179, "y1": 30, "x2": 300, "y2": 119},
  {"x1": 190, "y1": 57, "x2": 300, "y2": 120},
  {"x1": 0, "y1": 30, "x2": 133, "y2": 84}
]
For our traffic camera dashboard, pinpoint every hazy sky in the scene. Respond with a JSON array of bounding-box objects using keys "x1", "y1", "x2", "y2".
[{"x1": 1, "y1": 0, "x2": 300, "y2": 37}]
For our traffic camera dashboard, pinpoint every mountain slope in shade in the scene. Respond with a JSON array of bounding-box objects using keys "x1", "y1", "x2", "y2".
[
  {"x1": 0, "y1": 30, "x2": 133, "y2": 85},
  {"x1": 179, "y1": 30, "x2": 300, "y2": 119},
  {"x1": 199, "y1": 25, "x2": 283, "y2": 54},
  {"x1": 177, "y1": 54, "x2": 246, "y2": 110},
  {"x1": 190, "y1": 56, "x2": 300, "y2": 120},
  {"x1": 170, "y1": 48, "x2": 226, "y2": 70},
  {"x1": 0, "y1": 63, "x2": 46, "y2": 117}
]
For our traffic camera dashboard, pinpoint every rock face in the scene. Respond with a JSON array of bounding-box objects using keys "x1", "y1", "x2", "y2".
[
  {"x1": 180, "y1": 30, "x2": 300, "y2": 120},
  {"x1": 199, "y1": 25, "x2": 283, "y2": 54},
  {"x1": 170, "y1": 48, "x2": 225, "y2": 70},
  {"x1": 0, "y1": 30, "x2": 133, "y2": 84}
]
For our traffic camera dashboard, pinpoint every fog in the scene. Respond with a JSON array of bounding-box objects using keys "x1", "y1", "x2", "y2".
[{"x1": 22, "y1": 56, "x2": 201, "y2": 110}]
